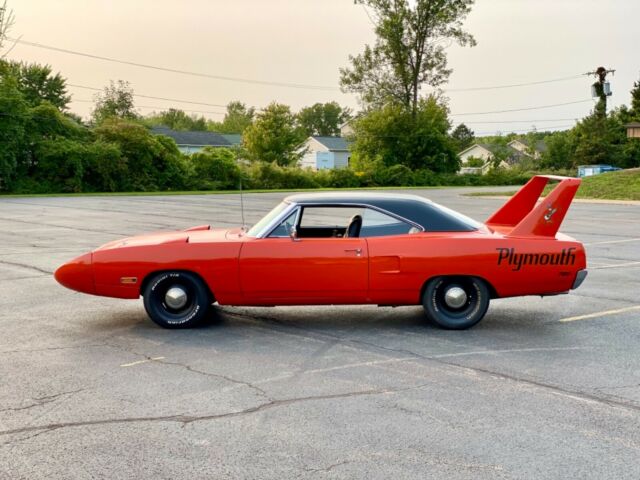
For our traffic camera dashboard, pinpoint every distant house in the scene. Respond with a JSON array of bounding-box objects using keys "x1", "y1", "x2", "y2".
[
  {"x1": 457, "y1": 144, "x2": 511, "y2": 174},
  {"x1": 458, "y1": 138, "x2": 547, "y2": 174},
  {"x1": 299, "y1": 136, "x2": 351, "y2": 170},
  {"x1": 577, "y1": 164, "x2": 622, "y2": 177},
  {"x1": 507, "y1": 139, "x2": 547, "y2": 159},
  {"x1": 150, "y1": 126, "x2": 242, "y2": 155}
]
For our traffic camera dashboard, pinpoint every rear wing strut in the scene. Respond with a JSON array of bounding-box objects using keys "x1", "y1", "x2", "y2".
[{"x1": 486, "y1": 175, "x2": 581, "y2": 238}]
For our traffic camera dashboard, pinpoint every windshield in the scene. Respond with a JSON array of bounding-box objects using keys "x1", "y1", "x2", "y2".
[{"x1": 246, "y1": 201, "x2": 290, "y2": 237}]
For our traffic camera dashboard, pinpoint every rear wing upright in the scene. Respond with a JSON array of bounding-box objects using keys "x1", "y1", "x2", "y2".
[{"x1": 485, "y1": 175, "x2": 581, "y2": 238}]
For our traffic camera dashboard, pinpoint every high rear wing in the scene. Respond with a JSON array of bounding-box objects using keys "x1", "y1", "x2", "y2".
[{"x1": 486, "y1": 175, "x2": 581, "y2": 238}]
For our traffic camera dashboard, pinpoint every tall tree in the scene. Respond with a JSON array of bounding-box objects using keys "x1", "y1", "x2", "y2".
[
  {"x1": 0, "y1": 60, "x2": 70, "y2": 109},
  {"x1": 350, "y1": 96, "x2": 458, "y2": 172},
  {"x1": 0, "y1": 75, "x2": 27, "y2": 190},
  {"x1": 221, "y1": 101, "x2": 254, "y2": 133},
  {"x1": 450, "y1": 123, "x2": 474, "y2": 151},
  {"x1": 0, "y1": 0, "x2": 15, "y2": 54},
  {"x1": 340, "y1": 0, "x2": 475, "y2": 115},
  {"x1": 297, "y1": 102, "x2": 352, "y2": 136},
  {"x1": 91, "y1": 80, "x2": 138, "y2": 124},
  {"x1": 242, "y1": 102, "x2": 305, "y2": 166}
]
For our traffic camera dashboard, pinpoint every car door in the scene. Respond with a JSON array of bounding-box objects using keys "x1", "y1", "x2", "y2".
[{"x1": 239, "y1": 206, "x2": 369, "y2": 304}]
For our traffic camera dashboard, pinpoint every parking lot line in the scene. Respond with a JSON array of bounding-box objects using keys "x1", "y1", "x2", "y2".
[
  {"x1": 120, "y1": 357, "x2": 165, "y2": 367},
  {"x1": 559, "y1": 306, "x2": 640, "y2": 323},
  {"x1": 585, "y1": 237, "x2": 640, "y2": 246},
  {"x1": 591, "y1": 261, "x2": 640, "y2": 270}
]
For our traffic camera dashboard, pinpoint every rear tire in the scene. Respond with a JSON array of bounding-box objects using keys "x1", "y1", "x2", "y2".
[
  {"x1": 422, "y1": 276, "x2": 490, "y2": 330},
  {"x1": 143, "y1": 271, "x2": 211, "y2": 329}
]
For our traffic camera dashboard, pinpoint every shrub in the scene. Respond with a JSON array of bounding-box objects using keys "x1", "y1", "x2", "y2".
[{"x1": 189, "y1": 147, "x2": 241, "y2": 190}]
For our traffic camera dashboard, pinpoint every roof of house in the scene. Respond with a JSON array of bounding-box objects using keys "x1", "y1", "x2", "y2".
[
  {"x1": 150, "y1": 126, "x2": 232, "y2": 147},
  {"x1": 311, "y1": 136, "x2": 350, "y2": 151},
  {"x1": 509, "y1": 138, "x2": 547, "y2": 153},
  {"x1": 626, "y1": 122, "x2": 640, "y2": 127},
  {"x1": 221, "y1": 133, "x2": 242, "y2": 145}
]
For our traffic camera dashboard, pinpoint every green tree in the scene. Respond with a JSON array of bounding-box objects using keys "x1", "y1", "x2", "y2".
[
  {"x1": 208, "y1": 101, "x2": 255, "y2": 133},
  {"x1": 94, "y1": 118, "x2": 188, "y2": 190},
  {"x1": 242, "y1": 102, "x2": 305, "y2": 166},
  {"x1": 92, "y1": 80, "x2": 138, "y2": 125},
  {"x1": 189, "y1": 147, "x2": 240, "y2": 190},
  {"x1": 0, "y1": 75, "x2": 27, "y2": 190},
  {"x1": 145, "y1": 108, "x2": 207, "y2": 131},
  {"x1": 297, "y1": 102, "x2": 351, "y2": 136},
  {"x1": 451, "y1": 123, "x2": 474, "y2": 152},
  {"x1": 340, "y1": 0, "x2": 475, "y2": 115},
  {"x1": 350, "y1": 96, "x2": 458, "y2": 172},
  {"x1": 572, "y1": 112, "x2": 627, "y2": 167},
  {"x1": 630, "y1": 77, "x2": 640, "y2": 120},
  {"x1": 540, "y1": 130, "x2": 575, "y2": 170},
  {"x1": 0, "y1": 60, "x2": 70, "y2": 109}
]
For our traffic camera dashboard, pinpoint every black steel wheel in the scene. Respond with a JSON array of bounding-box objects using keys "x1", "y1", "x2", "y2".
[
  {"x1": 142, "y1": 271, "x2": 211, "y2": 329},
  {"x1": 422, "y1": 276, "x2": 490, "y2": 330}
]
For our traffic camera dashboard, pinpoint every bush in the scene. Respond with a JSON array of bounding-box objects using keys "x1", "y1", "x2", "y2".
[
  {"x1": 189, "y1": 147, "x2": 241, "y2": 190},
  {"x1": 245, "y1": 162, "x2": 320, "y2": 189}
]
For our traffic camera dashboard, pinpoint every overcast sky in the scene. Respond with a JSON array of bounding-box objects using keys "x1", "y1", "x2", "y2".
[{"x1": 6, "y1": 0, "x2": 640, "y2": 135}]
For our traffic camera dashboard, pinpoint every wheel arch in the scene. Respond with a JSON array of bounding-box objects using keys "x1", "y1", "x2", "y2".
[
  {"x1": 419, "y1": 274, "x2": 498, "y2": 302},
  {"x1": 139, "y1": 269, "x2": 215, "y2": 302}
]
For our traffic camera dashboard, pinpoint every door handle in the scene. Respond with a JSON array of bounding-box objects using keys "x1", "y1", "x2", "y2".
[{"x1": 344, "y1": 248, "x2": 363, "y2": 257}]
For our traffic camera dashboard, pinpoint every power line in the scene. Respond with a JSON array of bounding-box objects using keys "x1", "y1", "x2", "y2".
[
  {"x1": 460, "y1": 118, "x2": 578, "y2": 124},
  {"x1": 450, "y1": 99, "x2": 592, "y2": 116},
  {"x1": 67, "y1": 83, "x2": 228, "y2": 108},
  {"x1": 71, "y1": 99, "x2": 226, "y2": 116},
  {"x1": 444, "y1": 75, "x2": 584, "y2": 92},
  {"x1": 10, "y1": 37, "x2": 590, "y2": 95},
  {"x1": 9, "y1": 37, "x2": 340, "y2": 91}
]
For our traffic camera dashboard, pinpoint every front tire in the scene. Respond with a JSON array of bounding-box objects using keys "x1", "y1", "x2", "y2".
[
  {"x1": 422, "y1": 276, "x2": 490, "y2": 330},
  {"x1": 143, "y1": 271, "x2": 211, "y2": 329}
]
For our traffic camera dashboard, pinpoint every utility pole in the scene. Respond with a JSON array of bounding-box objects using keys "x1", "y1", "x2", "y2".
[{"x1": 586, "y1": 66, "x2": 615, "y2": 118}]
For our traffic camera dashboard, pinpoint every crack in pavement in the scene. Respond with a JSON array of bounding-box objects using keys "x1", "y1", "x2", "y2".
[
  {"x1": 0, "y1": 260, "x2": 53, "y2": 275},
  {"x1": 224, "y1": 308, "x2": 640, "y2": 414},
  {"x1": 0, "y1": 383, "x2": 428, "y2": 445},
  {"x1": 104, "y1": 342, "x2": 270, "y2": 399},
  {"x1": 0, "y1": 344, "x2": 107, "y2": 356},
  {"x1": 0, "y1": 389, "x2": 85, "y2": 414}
]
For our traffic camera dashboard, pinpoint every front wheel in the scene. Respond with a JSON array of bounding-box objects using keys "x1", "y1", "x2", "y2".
[
  {"x1": 143, "y1": 271, "x2": 212, "y2": 329},
  {"x1": 422, "y1": 276, "x2": 490, "y2": 330}
]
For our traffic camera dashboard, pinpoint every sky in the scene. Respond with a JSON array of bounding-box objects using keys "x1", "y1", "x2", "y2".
[{"x1": 4, "y1": 0, "x2": 640, "y2": 136}]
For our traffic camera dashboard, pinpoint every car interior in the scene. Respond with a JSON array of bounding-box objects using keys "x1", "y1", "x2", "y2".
[{"x1": 269, "y1": 206, "x2": 417, "y2": 239}]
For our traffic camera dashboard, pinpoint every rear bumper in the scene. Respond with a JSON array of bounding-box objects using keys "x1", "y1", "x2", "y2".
[{"x1": 572, "y1": 269, "x2": 588, "y2": 290}]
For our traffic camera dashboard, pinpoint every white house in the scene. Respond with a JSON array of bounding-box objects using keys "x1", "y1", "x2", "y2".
[
  {"x1": 299, "y1": 136, "x2": 351, "y2": 170},
  {"x1": 457, "y1": 144, "x2": 509, "y2": 174}
]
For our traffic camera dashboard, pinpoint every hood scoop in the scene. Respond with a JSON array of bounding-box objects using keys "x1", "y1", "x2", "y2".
[{"x1": 184, "y1": 224, "x2": 211, "y2": 232}]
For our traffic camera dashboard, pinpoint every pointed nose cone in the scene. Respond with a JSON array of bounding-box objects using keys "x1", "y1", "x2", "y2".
[{"x1": 54, "y1": 253, "x2": 95, "y2": 294}]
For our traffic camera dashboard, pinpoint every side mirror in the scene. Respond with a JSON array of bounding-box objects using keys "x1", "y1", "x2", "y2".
[{"x1": 289, "y1": 226, "x2": 300, "y2": 242}]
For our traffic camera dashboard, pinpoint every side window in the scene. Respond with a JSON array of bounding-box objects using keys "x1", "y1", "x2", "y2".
[
  {"x1": 299, "y1": 207, "x2": 363, "y2": 228},
  {"x1": 360, "y1": 208, "x2": 417, "y2": 237},
  {"x1": 268, "y1": 209, "x2": 298, "y2": 237}
]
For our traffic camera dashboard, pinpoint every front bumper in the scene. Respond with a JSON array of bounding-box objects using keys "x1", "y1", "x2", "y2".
[{"x1": 572, "y1": 269, "x2": 588, "y2": 290}]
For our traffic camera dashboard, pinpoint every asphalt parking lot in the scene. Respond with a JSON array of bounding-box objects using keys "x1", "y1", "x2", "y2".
[{"x1": 0, "y1": 187, "x2": 639, "y2": 479}]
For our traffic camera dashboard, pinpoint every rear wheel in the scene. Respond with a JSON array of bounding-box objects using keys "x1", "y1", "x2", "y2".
[
  {"x1": 143, "y1": 271, "x2": 211, "y2": 329},
  {"x1": 422, "y1": 276, "x2": 490, "y2": 330}
]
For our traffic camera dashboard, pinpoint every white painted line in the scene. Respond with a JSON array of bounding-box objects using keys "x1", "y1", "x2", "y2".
[
  {"x1": 120, "y1": 356, "x2": 165, "y2": 367},
  {"x1": 585, "y1": 237, "x2": 640, "y2": 246},
  {"x1": 591, "y1": 261, "x2": 640, "y2": 270},
  {"x1": 559, "y1": 306, "x2": 640, "y2": 323}
]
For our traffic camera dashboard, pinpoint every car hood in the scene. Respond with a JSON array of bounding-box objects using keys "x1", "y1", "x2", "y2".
[{"x1": 94, "y1": 226, "x2": 243, "y2": 251}]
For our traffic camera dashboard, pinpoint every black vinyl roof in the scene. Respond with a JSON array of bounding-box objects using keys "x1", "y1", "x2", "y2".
[{"x1": 284, "y1": 192, "x2": 479, "y2": 232}]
